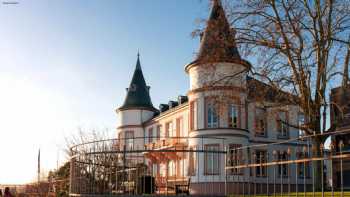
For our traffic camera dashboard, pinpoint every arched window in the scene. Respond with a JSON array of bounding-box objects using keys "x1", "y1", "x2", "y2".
[{"x1": 206, "y1": 98, "x2": 219, "y2": 128}]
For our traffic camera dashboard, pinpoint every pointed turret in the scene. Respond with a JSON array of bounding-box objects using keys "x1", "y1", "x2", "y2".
[
  {"x1": 119, "y1": 54, "x2": 157, "y2": 112},
  {"x1": 186, "y1": 0, "x2": 250, "y2": 72}
]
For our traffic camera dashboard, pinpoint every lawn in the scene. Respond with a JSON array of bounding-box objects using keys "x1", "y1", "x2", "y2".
[{"x1": 229, "y1": 192, "x2": 350, "y2": 197}]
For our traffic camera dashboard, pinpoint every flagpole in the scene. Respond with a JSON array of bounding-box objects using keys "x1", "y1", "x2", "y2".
[{"x1": 38, "y1": 149, "x2": 40, "y2": 196}]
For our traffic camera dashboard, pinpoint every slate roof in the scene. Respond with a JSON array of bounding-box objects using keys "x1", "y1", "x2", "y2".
[
  {"x1": 119, "y1": 54, "x2": 157, "y2": 112},
  {"x1": 186, "y1": 0, "x2": 251, "y2": 71},
  {"x1": 247, "y1": 76, "x2": 299, "y2": 104}
]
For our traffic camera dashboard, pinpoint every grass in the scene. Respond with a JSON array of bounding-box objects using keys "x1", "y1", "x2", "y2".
[{"x1": 229, "y1": 192, "x2": 350, "y2": 197}]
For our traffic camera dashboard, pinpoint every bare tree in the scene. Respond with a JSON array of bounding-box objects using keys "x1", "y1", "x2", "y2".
[
  {"x1": 64, "y1": 128, "x2": 118, "y2": 194},
  {"x1": 193, "y1": 0, "x2": 350, "y2": 188},
  {"x1": 222, "y1": 0, "x2": 350, "y2": 136}
]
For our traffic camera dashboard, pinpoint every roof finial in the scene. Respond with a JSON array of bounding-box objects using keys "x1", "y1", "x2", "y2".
[{"x1": 136, "y1": 51, "x2": 141, "y2": 70}]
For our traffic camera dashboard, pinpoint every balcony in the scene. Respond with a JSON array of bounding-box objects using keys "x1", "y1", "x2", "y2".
[
  {"x1": 144, "y1": 137, "x2": 188, "y2": 150},
  {"x1": 143, "y1": 137, "x2": 188, "y2": 163}
]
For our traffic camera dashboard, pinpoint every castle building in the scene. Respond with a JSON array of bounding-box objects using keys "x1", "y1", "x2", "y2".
[{"x1": 116, "y1": 1, "x2": 309, "y2": 195}]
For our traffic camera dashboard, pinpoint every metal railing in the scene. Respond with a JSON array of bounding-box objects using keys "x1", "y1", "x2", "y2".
[{"x1": 68, "y1": 131, "x2": 350, "y2": 196}]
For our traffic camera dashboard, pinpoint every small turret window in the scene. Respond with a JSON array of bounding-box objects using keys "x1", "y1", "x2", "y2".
[
  {"x1": 206, "y1": 98, "x2": 219, "y2": 128},
  {"x1": 125, "y1": 131, "x2": 134, "y2": 150}
]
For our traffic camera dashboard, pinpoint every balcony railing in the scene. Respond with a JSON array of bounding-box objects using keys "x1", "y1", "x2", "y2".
[{"x1": 145, "y1": 137, "x2": 188, "y2": 150}]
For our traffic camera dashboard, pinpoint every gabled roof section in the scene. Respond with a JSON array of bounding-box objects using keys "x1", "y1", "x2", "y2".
[
  {"x1": 186, "y1": 0, "x2": 251, "y2": 71},
  {"x1": 119, "y1": 54, "x2": 157, "y2": 112},
  {"x1": 247, "y1": 76, "x2": 299, "y2": 104}
]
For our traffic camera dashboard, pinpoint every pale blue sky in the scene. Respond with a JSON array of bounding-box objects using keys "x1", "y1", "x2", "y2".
[{"x1": 0, "y1": 0, "x2": 209, "y2": 184}]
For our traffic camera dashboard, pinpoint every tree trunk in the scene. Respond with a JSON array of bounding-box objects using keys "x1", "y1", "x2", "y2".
[
  {"x1": 310, "y1": 113, "x2": 324, "y2": 190},
  {"x1": 312, "y1": 136, "x2": 324, "y2": 191}
]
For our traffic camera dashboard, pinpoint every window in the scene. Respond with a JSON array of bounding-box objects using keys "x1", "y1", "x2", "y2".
[
  {"x1": 276, "y1": 111, "x2": 289, "y2": 138},
  {"x1": 188, "y1": 146, "x2": 196, "y2": 176},
  {"x1": 176, "y1": 117, "x2": 183, "y2": 137},
  {"x1": 297, "y1": 151, "x2": 310, "y2": 177},
  {"x1": 156, "y1": 125, "x2": 161, "y2": 140},
  {"x1": 190, "y1": 100, "x2": 197, "y2": 131},
  {"x1": 165, "y1": 122, "x2": 174, "y2": 137},
  {"x1": 206, "y1": 98, "x2": 219, "y2": 128},
  {"x1": 125, "y1": 131, "x2": 134, "y2": 150},
  {"x1": 255, "y1": 150, "x2": 267, "y2": 177},
  {"x1": 152, "y1": 164, "x2": 160, "y2": 177},
  {"x1": 159, "y1": 164, "x2": 166, "y2": 177},
  {"x1": 298, "y1": 113, "x2": 306, "y2": 137},
  {"x1": 228, "y1": 104, "x2": 239, "y2": 128},
  {"x1": 204, "y1": 144, "x2": 220, "y2": 175},
  {"x1": 148, "y1": 127, "x2": 153, "y2": 143},
  {"x1": 168, "y1": 160, "x2": 175, "y2": 177},
  {"x1": 277, "y1": 151, "x2": 288, "y2": 177},
  {"x1": 228, "y1": 144, "x2": 243, "y2": 175},
  {"x1": 255, "y1": 107, "x2": 267, "y2": 137}
]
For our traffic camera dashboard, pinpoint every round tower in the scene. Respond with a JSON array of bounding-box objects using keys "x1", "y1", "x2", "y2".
[
  {"x1": 185, "y1": 0, "x2": 251, "y2": 139},
  {"x1": 116, "y1": 54, "x2": 157, "y2": 150},
  {"x1": 185, "y1": 2, "x2": 252, "y2": 193}
]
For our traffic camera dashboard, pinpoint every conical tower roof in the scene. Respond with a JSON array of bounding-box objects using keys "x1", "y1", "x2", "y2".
[
  {"x1": 119, "y1": 54, "x2": 157, "y2": 112},
  {"x1": 186, "y1": 0, "x2": 250, "y2": 71}
]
